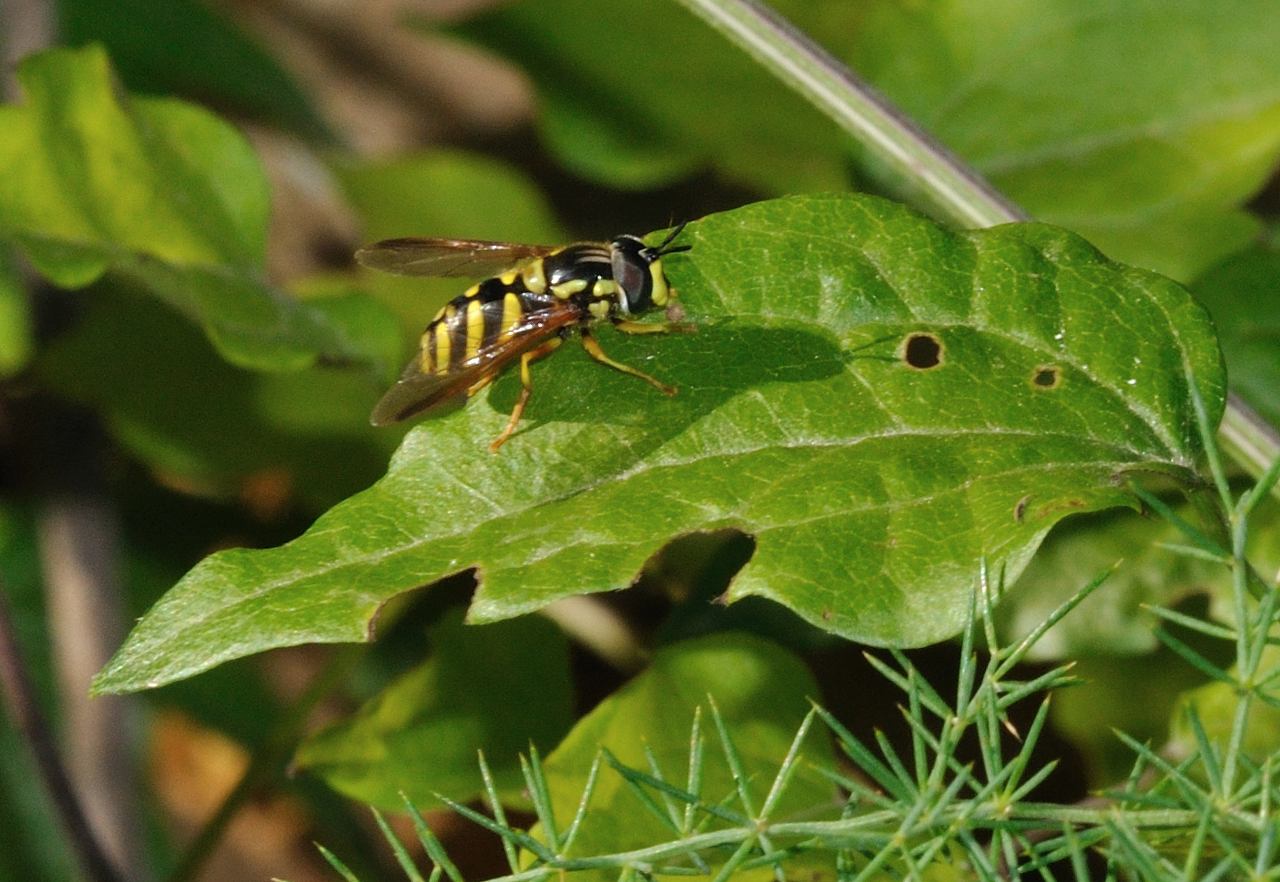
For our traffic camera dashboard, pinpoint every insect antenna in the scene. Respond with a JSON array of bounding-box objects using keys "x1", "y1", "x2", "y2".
[{"x1": 653, "y1": 221, "x2": 691, "y2": 256}]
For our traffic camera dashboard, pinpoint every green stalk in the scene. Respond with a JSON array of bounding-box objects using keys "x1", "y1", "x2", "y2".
[
  {"x1": 672, "y1": 0, "x2": 1280, "y2": 483},
  {"x1": 672, "y1": 0, "x2": 1022, "y2": 228},
  {"x1": 1219, "y1": 393, "x2": 1280, "y2": 483}
]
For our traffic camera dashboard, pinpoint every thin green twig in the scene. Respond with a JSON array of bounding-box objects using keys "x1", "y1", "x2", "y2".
[{"x1": 672, "y1": 0, "x2": 1022, "y2": 227}]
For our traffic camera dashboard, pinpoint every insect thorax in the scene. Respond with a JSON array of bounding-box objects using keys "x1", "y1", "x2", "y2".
[{"x1": 542, "y1": 245, "x2": 620, "y2": 309}]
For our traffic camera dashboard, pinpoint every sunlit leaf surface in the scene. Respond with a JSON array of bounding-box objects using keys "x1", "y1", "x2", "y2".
[
  {"x1": 95, "y1": 193, "x2": 1224, "y2": 693},
  {"x1": 0, "y1": 46, "x2": 374, "y2": 370}
]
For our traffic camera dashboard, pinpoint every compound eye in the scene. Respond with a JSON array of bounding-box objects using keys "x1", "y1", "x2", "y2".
[{"x1": 611, "y1": 250, "x2": 651, "y2": 313}]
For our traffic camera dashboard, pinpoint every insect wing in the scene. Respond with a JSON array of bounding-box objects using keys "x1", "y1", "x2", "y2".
[
  {"x1": 370, "y1": 304, "x2": 578, "y2": 425},
  {"x1": 355, "y1": 237, "x2": 557, "y2": 278}
]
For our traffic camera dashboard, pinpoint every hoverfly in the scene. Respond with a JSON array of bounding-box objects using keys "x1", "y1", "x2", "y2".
[{"x1": 358, "y1": 225, "x2": 691, "y2": 452}]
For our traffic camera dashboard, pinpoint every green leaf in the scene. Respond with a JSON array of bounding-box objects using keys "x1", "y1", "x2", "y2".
[
  {"x1": 338, "y1": 150, "x2": 566, "y2": 245},
  {"x1": 1053, "y1": 650, "x2": 1217, "y2": 785},
  {"x1": 852, "y1": 0, "x2": 1280, "y2": 281},
  {"x1": 0, "y1": 248, "x2": 33, "y2": 377},
  {"x1": 1190, "y1": 246, "x2": 1280, "y2": 427},
  {"x1": 60, "y1": 0, "x2": 332, "y2": 142},
  {"x1": 539, "y1": 634, "x2": 834, "y2": 859},
  {"x1": 94, "y1": 193, "x2": 1224, "y2": 693},
  {"x1": 454, "y1": 0, "x2": 856, "y2": 193},
  {"x1": 294, "y1": 610, "x2": 572, "y2": 810},
  {"x1": 1169, "y1": 646, "x2": 1280, "y2": 768},
  {"x1": 999, "y1": 497, "x2": 1280, "y2": 661},
  {"x1": 0, "y1": 46, "x2": 368, "y2": 371},
  {"x1": 37, "y1": 283, "x2": 399, "y2": 510}
]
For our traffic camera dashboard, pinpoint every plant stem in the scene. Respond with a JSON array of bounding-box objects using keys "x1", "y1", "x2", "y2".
[
  {"x1": 35, "y1": 416, "x2": 144, "y2": 877},
  {"x1": 674, "y1": 0, "x2": 1025, "y2": 227},
  {"x1": 0, "y1": 578, "x2": 125, "y2": 882},
  {"x1": 1220, "y1": 393, "x2": 1280, "y2": 483},
  {"x1": 453, "y1": 802, "x2": 1263, "y2": 882},
  {"x1": 671, "y1": 0, "x2": 1280, "y2": 483}
]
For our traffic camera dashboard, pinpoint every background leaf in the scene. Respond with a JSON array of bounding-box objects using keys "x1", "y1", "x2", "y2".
[
  {"x1": 59, "y1": 0, "x2": 332, "y2": 142},
  {"x1": 36, "y1": 283, "x2": 399, "y2": 510},
  {"x1": 538, "y1": 633, "x2": 835, "y2": 867},
  {"x1": 454, "y1": 0, "x2": 857, "y2": 193},
  {"x1": 338, "y1": 150, "x2": 565, "y2": 245},
  {"x1": 1190, "y1": 245, "x2": 1280, "y2": 427},
  {"x1": 1169, "y1": 646, "x2": 1280, "y2": 768},
  {"x1": 850, "y1": 0, "x2": 1280, "y2": 281},
  {"x1": 293, "y1": 610, "x2": 573, "y2": 810},
  {"x1": 93, "y1": 194, "x2": 1225, "y2": 693},
  {"x1": 0, "y1": 248, "x2": 33, "y2": 377},
  {"x1": 1053, "y1": 649, "x2": 1220, "y2": 784},
  {"x1": 0, "y1": 45, "x2": 374, "y2": 371},
  {"x1": 997, "y1": 498, "x2": 1280, "y2": 660}
]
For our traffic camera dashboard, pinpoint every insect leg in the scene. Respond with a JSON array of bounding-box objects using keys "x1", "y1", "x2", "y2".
[
  {"x1": 580, "y1": 328, "x2": 676, "y2": 396},
  {"x1": 489, "y1": 338, "x2": 563, "y2": 453},
  {"x1": 466, "y1": 374, "x2": 495, "y2": 398},
  {"x1": 611, "y1": 318, "x2": 696, "y2": 335}
]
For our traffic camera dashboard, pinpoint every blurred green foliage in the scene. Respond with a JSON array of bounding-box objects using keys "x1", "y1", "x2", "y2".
[{"x1": 1, "y1": 2, "x2": 1277, "y2": 877}]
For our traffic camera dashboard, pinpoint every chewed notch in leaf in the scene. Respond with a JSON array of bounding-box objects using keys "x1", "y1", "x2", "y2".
[{"x1": 94, "y1": 193, "x2": 1225, "y2": 694}]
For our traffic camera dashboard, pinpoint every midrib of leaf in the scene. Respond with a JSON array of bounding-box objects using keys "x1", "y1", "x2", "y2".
[
  {"x1": 162, "y1": 431, "x2": 1165, "y2": 631},
  {"x1": 620, "y1": 432, "x2": 1156, "y2": 486},
  {"x1": 975, "y1": 92, "x2": 1280, "y2": 175},
  {"x1": 676, "y1": 454, "x2": 1136, "y2": 529},
  {"x1": 134, "y1": 98, "x2": 259, "y2": 266}
]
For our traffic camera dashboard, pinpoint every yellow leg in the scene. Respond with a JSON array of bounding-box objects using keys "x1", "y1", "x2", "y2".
[
  {"x1": 465, "y1": 374, "x2": 495, "y2": 398},
  {"x1": 489, "y1": 338, "x2": 562, "y2": 453},
  {"x1": 611, "y1": 318, "x2": 696, "y2": 335},
  {"x1": 581, "y1": 329, "x2": 676, "y2": 396}
]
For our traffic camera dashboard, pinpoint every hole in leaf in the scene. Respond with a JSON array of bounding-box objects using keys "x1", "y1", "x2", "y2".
[
  {"x1": 901, "y1": 333, "x2": 942, "y2": 369},
  {"x1": 1032, "y1": 365, "x2": 1062, "y2": 389}
]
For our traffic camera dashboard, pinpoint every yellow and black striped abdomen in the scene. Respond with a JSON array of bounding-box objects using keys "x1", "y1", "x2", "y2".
[{"x1": 418, "y1": 271, "x2": 555, "y2": 376}]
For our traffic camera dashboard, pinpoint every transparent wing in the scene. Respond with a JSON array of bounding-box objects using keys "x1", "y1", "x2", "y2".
[
  {"x1": 370, "y1": 305, "x2": 578, "y2": 425},
  {"x1": 355, "y1": 237, "x2": 558, "y2": 278}
]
